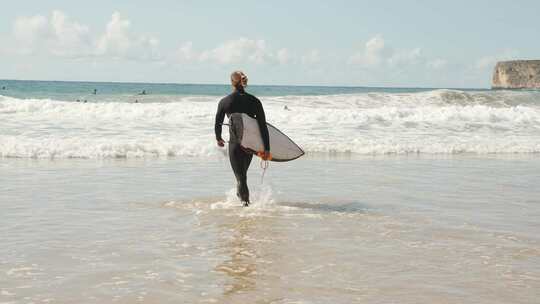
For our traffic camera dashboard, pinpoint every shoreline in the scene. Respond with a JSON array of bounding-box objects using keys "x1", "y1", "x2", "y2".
[{"x1": 2, "y1": 152, "x2": 540, "y2": 164}]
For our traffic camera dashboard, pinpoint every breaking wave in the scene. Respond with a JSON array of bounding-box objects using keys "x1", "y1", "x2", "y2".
[{"x1": 1, "y1": 89, "x2": 540, "y2": 158}]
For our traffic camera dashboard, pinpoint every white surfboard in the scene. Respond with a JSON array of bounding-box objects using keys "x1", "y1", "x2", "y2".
[{"x1": 229, "y1": 113, "x2": 304, "y2": 162}]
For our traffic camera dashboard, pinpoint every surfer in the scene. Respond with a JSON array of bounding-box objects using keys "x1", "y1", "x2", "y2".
[{"x1": 214, "y1": 71, "x2": 271, "y2": 206}]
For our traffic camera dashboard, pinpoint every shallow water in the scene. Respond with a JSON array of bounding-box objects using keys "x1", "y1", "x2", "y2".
[{"x1": 1, "y1": 155, "x2": 539, "y2": 303}]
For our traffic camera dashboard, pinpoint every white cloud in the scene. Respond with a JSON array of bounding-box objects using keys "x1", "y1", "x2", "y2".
[
  {"x1": 345, "y1": 35, "x2": 459, "y2": 87},
  {"x1": 301, "y1": 49, "x2": 321, "y2": 65},
  {"x1": 49, "y1": 10, "x2": 91, "y2": 57},
  {"x1": 96, "y1": 12, "x2": 160, "y2": 61},
  {"x1": 174, "y1": 38, "x2": 293, "y2": 66},
  {"x1": 96, "y1": 12, "x2": 131, "y2": 57},
  {"x1": 388, "y1": 48, "x2": 422, "y2": 67},
  {"x1": 12, "y1": 10, "x2": 160, "y2": 61},
  {"x1": 349, "y1": 35, "x2": 392, "y2": 67},
  {"x1": 176, "y1": 41, "x2": 195, "y2": 62},
  {"x1": 427, "y1": 58, "x2": 447, "y2": 69},
  {"x1": 198, "y1": 38, "x2": 270, "y2": 64},
  {"x1": 13, "y1": 14, "x2": 49, "y2": 53},
  {"x1": 349, "y1": 35, "x2": 429, "y2": 69},
  {"x1": 276, "y1": 48, "x2": 291, "y2": 65}
]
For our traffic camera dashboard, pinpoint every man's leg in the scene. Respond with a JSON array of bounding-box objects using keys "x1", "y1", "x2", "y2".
[{"x1": 229, "y1": 143, "x2": 253, "y2": 205}]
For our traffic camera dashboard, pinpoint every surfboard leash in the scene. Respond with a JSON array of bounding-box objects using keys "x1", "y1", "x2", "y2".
[{"x1": 260, "y1": 159, "x2": 269, "y2": 184}]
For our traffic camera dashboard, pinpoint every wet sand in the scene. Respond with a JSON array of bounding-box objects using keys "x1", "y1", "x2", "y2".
[{"x1": 1, "y1": 155, "x2": 539, "y2": 303}]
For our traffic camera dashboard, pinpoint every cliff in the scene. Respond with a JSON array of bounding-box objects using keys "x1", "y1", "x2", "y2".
[{"x1": 492, "y1": 60, "x2": 540, "y2": 89}]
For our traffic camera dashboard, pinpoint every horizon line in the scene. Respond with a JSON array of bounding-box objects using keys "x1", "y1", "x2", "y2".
[{"x1": 0, "y1": 78, "x2": 488, "y2": 91}]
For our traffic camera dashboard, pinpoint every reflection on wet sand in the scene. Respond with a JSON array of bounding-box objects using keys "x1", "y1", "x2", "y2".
[
  {"x1": 215, "y1": 217, "x2": 259, "y2": 296},
  {"x1": 278, "y1": 201, "x2": 368, "y2": 214}
]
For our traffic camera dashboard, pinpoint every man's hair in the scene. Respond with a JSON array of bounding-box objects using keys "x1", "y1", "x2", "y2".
[{"x1": 230, "y1": 71, "x2": 248, "y2": 90}]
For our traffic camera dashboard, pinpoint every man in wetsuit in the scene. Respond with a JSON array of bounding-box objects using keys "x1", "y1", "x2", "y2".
[{"x1": 214, "y1": 71, "x2": 271, "y2": 206}]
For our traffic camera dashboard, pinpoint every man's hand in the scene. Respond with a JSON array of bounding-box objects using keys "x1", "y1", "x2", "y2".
[
  {"x1": 258, "y1": 150, "x2": 272, "y2": 161},
  {"x1": 217, "y1": 139, "x2": 225, "y2": 147}
]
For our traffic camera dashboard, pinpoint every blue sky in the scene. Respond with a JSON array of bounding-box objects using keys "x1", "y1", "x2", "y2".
[{"x1": 0, "y1": 0, "x2": 539, "y2": 87}]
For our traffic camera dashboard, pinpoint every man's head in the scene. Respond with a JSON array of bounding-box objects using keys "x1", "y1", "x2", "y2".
[{"x1": 230, "y1": 71, "x2": 248, "y2": 90}]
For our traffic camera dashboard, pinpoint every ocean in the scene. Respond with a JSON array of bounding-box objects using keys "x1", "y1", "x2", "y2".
[{"x1": 1, "y1": 80, "x2": 539, "y2": 303}]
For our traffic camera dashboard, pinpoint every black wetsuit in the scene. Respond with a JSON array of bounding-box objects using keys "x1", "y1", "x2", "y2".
[{"x1": 215, "y1": 89, "x2": 270, "y2": 204}]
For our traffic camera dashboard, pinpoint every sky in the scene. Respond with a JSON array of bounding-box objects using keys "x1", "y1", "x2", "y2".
[{"x1": 0, "y1": 0, "x2": 539, "y2": 88}]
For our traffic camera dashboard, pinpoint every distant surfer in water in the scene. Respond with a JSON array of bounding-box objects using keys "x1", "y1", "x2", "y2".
[{"x1": 215, "y1": 71, "x2": 271, "y2": 206}]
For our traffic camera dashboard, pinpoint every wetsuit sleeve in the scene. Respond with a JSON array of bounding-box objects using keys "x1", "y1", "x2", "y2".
[
  {"x1": 255, "y1": 98, "x2": 270, "y2": 151},
  {"x1": 214, "y1": 99, "x2": 225, "y2": 141}
]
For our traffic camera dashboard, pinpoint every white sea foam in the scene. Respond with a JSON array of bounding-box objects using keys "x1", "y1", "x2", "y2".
[{"x1": 1, "y1": 90, "x2": 540, "y2": 158}]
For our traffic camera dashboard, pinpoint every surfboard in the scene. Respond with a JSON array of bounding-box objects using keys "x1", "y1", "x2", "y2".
[{"x1": 229, "y1": 113, "x2": 304, "y2": 162}]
